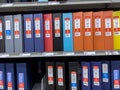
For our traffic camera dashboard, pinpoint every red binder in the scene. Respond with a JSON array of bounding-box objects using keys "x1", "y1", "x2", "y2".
[
  {"x1": 103, "y1": 11, "x2": 113, "y2": 50},
  {"x1": 44, "y1": 14, "x2": 53, "y2": 52},
  {"x1": 94, "y1": 11, "x2": 104, "y2": 50}
]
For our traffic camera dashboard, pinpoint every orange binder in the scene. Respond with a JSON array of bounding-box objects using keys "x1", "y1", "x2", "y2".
[
  {"x1": 103, "y1": 11, "x2": 113, "y2": 50},
  {"x1": 73, "y1": 12, "x2": 83, "y2": 52},
  {"x1": 94, "y1": 11, "x2": 104, "y2": 50},
  {"x1": 83, "y1": 12, "x2": 94, "y2": 51}
]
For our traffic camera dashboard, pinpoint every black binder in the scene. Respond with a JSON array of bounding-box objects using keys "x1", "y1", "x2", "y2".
[
  {"x1": 69, "y1": 62, "x2": 79, "y2": 90},
  {"x1": 0, "y1": 16, "x2": 5, "y2": 53},
  {"x1": 52, "y1": 13, "x2": 63, "y2": 51},
  {"x1": 46, "y1": 62, "x2": 55, "y2": 90},
  {"x1": 56, "y1": 62, "x2": 66, "y2": 90}
]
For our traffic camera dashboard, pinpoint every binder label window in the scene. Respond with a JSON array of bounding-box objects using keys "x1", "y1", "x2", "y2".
[
  {"x1": 7, "y1": 72, "x2": 12, "y2": 90},
  {"x1": 114, "y1": 70, "x2": 120, "y2": 89},
  {"x1": 113, "y1": 16, "x2": 120, "y2": 35},
  {"x1": 102, "y1": 64, "x2": 108, "y2": 82},
  {"x1": 5, "y1": 20, "x2": 11, "y2": 40},
  {"x1": 0, "y1": 71, "x2": 3, "y2": 89},
  {"x1": 48, "y1": 66, "x2": 54, "y2": 85},
  {"x1": 74, "y1": 18, "x2": 80, "y2": 37},
  {"x1": 95, "y1": 17, "x2": 101, "y2": 36},
  {"x1": 35, "y1": 18, "x2": 41, "y2": 38},
  {"x1": 83, "y1": 66, "x2": 88, "y2": 86},
  {"x1": 71, "y1": 71, "x2": 77, "y2": 90},
  {"x1": 57, "y1": 66, "x2": 63, "y2": 86},
  {"x1": 14, "y1": 19, "x2": 20, "y2": 39},
  {"x1": 26, "y1": 18, "x2": 32, "y2": 38},
  {"x1": 45, "y1": 19, "x2": 50, "y2": 38},
  {"x1": 18, "y1": 73, "x2": 24, "y2": 90},
  {"x1": 54, "y1": 17, "x2": 60, "y2": 37},
  {"x1": 65, "y1": 18, "x2": 70, "y2": 37},
  {"x1": 93, "y1": 66, "x2": 100, "y2": 86},
  {"x1": 105, "y1": 17, "x2": 112, "y2": 36},
  {"x1": 85, "y1": 17, "x2": 91, "y2": 36},
  {"x1": 0, "y1": 20, "x2": 3, "y2": 40}
]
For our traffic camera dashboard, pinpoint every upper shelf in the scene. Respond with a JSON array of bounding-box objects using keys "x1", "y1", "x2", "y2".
[{"x1": 0, "y1": 0, "x2": 112, "y2": 13}]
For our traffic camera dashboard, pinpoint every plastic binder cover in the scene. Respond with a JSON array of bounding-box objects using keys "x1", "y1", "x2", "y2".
[
  {"x1": 34, "y1": 13, "x2": 44, "y2": 52},
  {"x1": 4, "y1": 15, "x2": 14, "y2": 53},
  {"x1": 73, "y1": 12, "x2": 83, "y2": 51},
  {"x1": 5, "y1": 63, "x2": 15, "y2": 90},
  {"x1": 0, "y1": 16, "x2": 5, "y2": 53},
  {"x1": 91, "y1": 62, "x2": 102, "y2": 90},
  {"x1": 14, "y1": 14, "x2": 23, "y2": 53},
  {"x1": 111, "y1": 60, "x2": 120, "y2": 90},
  {"x1": 45, "y1": 62, "x2": 55, "y2": 90},
  {"x1": 81, "y1": 62, "x2": 91, "y2": 90},
  {"x1": 103, "y1": 11, "x2": 113, "y2": 50},
  {"x1": 83, "y1": 12, "x2": 94, "y2": 51},
  {"x1": 113, "y1": 11, "x2": 120, "y2": 50},
  {"x1": 0, "y1": 63, "x2": 5, "y2": 90},
  {"x1": 44, "y1": 14, "x2": 53, "y2": 52},
  {"x1": 23, "y1": 14, "x2": 34, "y2": 52},
  {"x1": 102, "y1": 61, "x2": 110, "y2": 90},
  {"x1": 55, "y1": 62, "x2": 66, "y2": 90},
  {"x1": 63, "y1": 13, "x2": 73, "y2": 52},
  {"x1": 93, "y1": 11, "x2": 105, "y2": 50},
  {"x1": 52, "y1": 13, "x2": 63, "y2": 51},
  {"x1": 69, "y1": 62, "x2": 79, "y2": 90}
]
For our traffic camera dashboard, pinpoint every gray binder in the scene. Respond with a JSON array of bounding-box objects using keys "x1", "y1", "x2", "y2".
[
  {"x1": 4, "y1": 15, "x2": 14, "y2": 53},
  {"x1": 14, "y1": 14, "x2": 23, "y2": 53}
]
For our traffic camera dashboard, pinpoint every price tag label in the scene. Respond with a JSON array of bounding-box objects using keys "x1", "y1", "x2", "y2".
[
  {"x1": 19, "y1": 53, "x2": 31, "y2": 57},
  {"x1": 84, "y1": 51, "x2": 95, "y2": 55}
]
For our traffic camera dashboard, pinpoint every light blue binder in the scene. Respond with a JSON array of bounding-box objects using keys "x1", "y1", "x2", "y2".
[{"x1": 63, "y1": 13, "x2": 73, "y2": 52}]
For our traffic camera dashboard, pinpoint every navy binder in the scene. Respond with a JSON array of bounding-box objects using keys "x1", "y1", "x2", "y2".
[
  {"x1": 81, "y1": 62, "x2": 91, "y2": 90},
  {"x1": 23, "y1": 14, "x2": 34, "y2": 52},
  {"x1": 102, "y1": 61, "x2": 110, "y2": 90},
  {"x1": 0, "y1": 64, "x2": 5, "y2": 90},
  {"x1": 111, "y1": 60, "x2": 120, "y2": 90},
  {"x1": 5, "y1": 63, "x2": 15, "y2": 90},
  {"x1": 91, "y1": 62, "x2": 102, "y2": 90},
  {"x1": 16, "y1": 63, "x2": 32, "y2": 90},
  {"x1": 34, "y1": 14, "x2": 44, "y2": 52}
]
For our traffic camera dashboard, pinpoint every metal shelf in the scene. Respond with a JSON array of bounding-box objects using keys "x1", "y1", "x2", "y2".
[
  {"x1": 0, "y1": 0, "x2": 111, "y2": 13},
  {"x1": 0, "y1": 50, "x2": 119, "y2": 58}
]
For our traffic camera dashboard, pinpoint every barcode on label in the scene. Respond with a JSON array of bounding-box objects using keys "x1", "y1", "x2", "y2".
[
  {"x1": 85, "y1": 32, "x2": 91, "y2": 36},
  {"x1": 75, "y1": 32, "x2": 80, "y2": 36},
  {"x1": 93, "y1": 66, "x2": 100, "y2": 86},
  {"x1": 105, "y1": 32, "x2": 111, "y2": 36},
  {"x1": 0, "y1": 21, "x2": 3, "y2": 39},
  {"x1": 83, "y1": 66, "x2": 88, "y2": 86},
  {"x1": 35, "y1": 18, "x2": 41, "y2": 38},
  {"x1": 8, "y1": 87, "x2": 12, "y2": 90},
  {"x1": 26, "y1": 18, "x2": 31, "y2": 38},
  {"x1": 95, "y1": 32, "x2": 101, "y2": 36},
  {"x1": 48, "y1": 66, "x2": 54, "y2": 85},
  {"x1": 14, "y1": 19, "x2": 20, "y2": 39},
  {"x1": 19, "y1": 88, "x2": 24, "y2": 90},
  {"x1": 57, "y1": 66, "x2": 63, "y2": 86}
]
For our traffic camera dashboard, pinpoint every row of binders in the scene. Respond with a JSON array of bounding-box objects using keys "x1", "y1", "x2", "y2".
[
  {"x1": 46, "y1": 61, "x2": 120, "y2": 90},
  {"x1": 0, "y1": 63, "x2": 34, "y2": 90},
  {"x1": 3, "y1": 11, "x2": 120, "y2": 53}
]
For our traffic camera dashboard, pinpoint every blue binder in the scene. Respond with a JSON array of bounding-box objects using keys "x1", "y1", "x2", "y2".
[
  {"x1": 0, "y1": 64, "x2": 5, "y2": 90},
  {"x1": 91, "y1": 62, "x2": 102, "y2": 90},
  {"x1": 5, "y1": 63, "x2": 15, "y2": 90},
  {"x1": 16, "y1": 63, "x2": 32, "y2": 90},
  {"x1": 111, "y1": 60, "x2": 120, "y2": 90},
  {"x1": 34, "y1": 14, "x2": 44, "y2": 52},
  {"x1": 81, "y1": 62, "x2": 91, "y2": 90},
  {"x1": 102, "y1": 61, "x2": 110, "y2": 90},
  {"x1": 62, "y1": 13, "x2": 73, "y2": 52},
  {"x1": 23, "y1": 14, "x2": 34, "y2": 52}
]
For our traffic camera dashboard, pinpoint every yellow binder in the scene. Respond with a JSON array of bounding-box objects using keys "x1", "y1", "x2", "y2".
[{"x1": 113, "y1": 11, "x2": 120, "y2": 50}]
